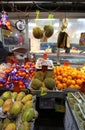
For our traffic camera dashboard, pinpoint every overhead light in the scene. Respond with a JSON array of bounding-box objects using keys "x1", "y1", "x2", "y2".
[
  {"x1": 77, "y1": 19, "x2": 85, "y2": 22},
  {"x1": 28, "y1": 23, "x2": 36, "y2": 27},
  {"x1": 53, "y1": 23, "x2": 59, "y2": 27}
]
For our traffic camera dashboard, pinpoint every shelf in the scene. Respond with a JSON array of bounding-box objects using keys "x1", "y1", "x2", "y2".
[{"x1": 30, "y1": 90, "x2": 66, "y2": 98}]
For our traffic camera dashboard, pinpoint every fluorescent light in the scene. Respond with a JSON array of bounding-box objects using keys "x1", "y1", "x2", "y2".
[
  {"x1": 53, "y1": 23, "x2": 59, "y2": 27},
  {"x1": 28, "y1": 23, "x2": 36, "y2": 27},
  {"x1": 77, "y1": 19, "x2": 85, "y2": 22}
]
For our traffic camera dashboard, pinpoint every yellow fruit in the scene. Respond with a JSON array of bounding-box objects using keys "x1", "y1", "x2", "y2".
[
  {"x1": 16, "y1": 92, "x2": 25, "y2": 101},
  {"x1": 22, "y1": 94, "x2": 33, "y2": 104},
  {"x1": 10, "y1": 101, "x2": 22, "y2": 116},
  {"x1": 5, "y1": 123, "x2": 16, "y2": 130},
  {"x1": 2, "y1": 99, "x2": 13, "y2": 113}
]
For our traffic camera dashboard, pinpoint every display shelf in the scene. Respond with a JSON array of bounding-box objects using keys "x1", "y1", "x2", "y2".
[
  {"x1": 65, "y1": 100, "x2": 80, "y2": 130},
  {"x1": 30, "y1": 88, "x2": 79, "y2": 98},
  {"x1": 30, "y1": 90, "x2": 66, "y2": 99}
]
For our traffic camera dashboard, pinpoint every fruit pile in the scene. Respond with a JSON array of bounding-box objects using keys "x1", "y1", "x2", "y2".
[
  {"x1": 0, "y1": 91, "x2": 38, "y2": 130},
  {"x1": 0, "y1": 62, "x2": 36, "y2": 90},
  {"x1": 54, "y1": 66, "x2": 85, "y2": 90},
  {"x1": 30, "y1": 70, "x2": 55, "y2": 90}
]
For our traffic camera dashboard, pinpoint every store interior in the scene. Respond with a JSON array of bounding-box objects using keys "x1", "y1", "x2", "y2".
[{"x1": 0, "y1": 1, "x2": 85, "y2": 130}]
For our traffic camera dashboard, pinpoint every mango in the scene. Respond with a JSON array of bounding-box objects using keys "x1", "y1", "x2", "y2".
[
  {"x1": 1, "y1": 91, "x2": 11, "y2": 101},
  {"x1": 2, "y1": 99, "x2": 13, "y2": 113},
  {"x1": 12, "y1": 92, "x2": 18, "y2": 101},
  {"x1": 23, "y1": 100, "x2": 34, "y2": 111},
  {"x1": 10, "y1": 101, "x2": 22, "y2": 116},
  {"x1": 22, "y1": 94, "x2": 33, "y2": 104},
  {"x1": 16, "y1": 92, "x2": 25, "y2": 101},
  {"x1": 5, "y1": 123, "x2": 16, "y2": 130},
  {"x1": 21, "y1": 108, "x2": 35, "y2": 122}
]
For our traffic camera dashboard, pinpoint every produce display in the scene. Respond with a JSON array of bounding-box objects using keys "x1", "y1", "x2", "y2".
[
  {"x1": 67, "y1": 92, "x2": 85, "y2": 130},
  {"x1": 0, "y1": 91, "x2": 38, "y2": 130},
  {"x1": 30, "y1": 70, "x2": 55, "y2": 90},
  {"x1": 54, "y1": 66, "x2": 85, "y2": 90},
  {"x1": 0, "y1": 62, "x2": 36, "y2": 90}
]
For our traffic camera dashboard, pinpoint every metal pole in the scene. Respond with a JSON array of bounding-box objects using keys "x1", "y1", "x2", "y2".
[
  {"x1": 24, "y1": 18, "x2": 30, "y2": 51},
  {"x1": 56, "y1": 19, "x2": 63, "y2": 65}
]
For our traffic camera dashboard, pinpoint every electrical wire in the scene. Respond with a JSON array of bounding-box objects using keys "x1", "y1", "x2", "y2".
[{"x1": 33, "y1": 1, "x2": 61, "y2": 12}]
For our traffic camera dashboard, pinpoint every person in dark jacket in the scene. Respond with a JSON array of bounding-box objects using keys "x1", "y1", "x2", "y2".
[{"x1": 0, "y1": 41, "x2": 10, "y2": 63}]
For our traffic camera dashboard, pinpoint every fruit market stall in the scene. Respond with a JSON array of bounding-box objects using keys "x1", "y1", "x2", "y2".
[{"x1": 0, "y1": 55, "x2": 85, "y2": 130}]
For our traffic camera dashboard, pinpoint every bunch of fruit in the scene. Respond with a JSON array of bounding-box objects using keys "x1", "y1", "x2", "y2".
[
  {"x1": 0, "y1": 62, "x2": 36, "y2": 90},
  {"x1": 54, "y1": 66, "x2": 85, "y2": 90},
  {"x1": 0, "y1": 91, "x2": 38, "y2": 130}
]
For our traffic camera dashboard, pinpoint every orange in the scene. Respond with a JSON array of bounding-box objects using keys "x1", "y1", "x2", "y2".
[
  {"x1": 57, "y1": 83, "x2": 63, "y2": 90},
  {"x1": 71, "y1": 72, "x2": 77, "y2": 79},
  {"x1": 18, "y1": 72, "x2": 22, "y2": 76},
  {"x1": 69, "y1": 84, "x2": 75, "y2": 89},
  {"x1": 67, "y1": 79, "x2": 71, "y2": 86},
  {"x1": 75, "y1": 84, "x2": 80, "y2": 89},
  {"x1": 63, "y1": 83, "x2": 67, "y2": 89},
  {"x1": 78, "y1": 74, "x2": 82, "y2": 79},
  {"x1": 62, "y1": 73, "x2": 68, "y2": 78},
  {"x1": 19, "y1": 81, "x2": 23, "y2": 85},
  {"x1": 68, "y1": 76, "x2": 72, "y2": 80},
  {"x1": 57, "y1": 75, "x2": 63, "y2": 81},
  {"x1": 21, "y1": 72, "x2": 26, "y2": 76},
  {"x1": 19, "y1": 85, "x2": 25, "y2": 89},
  {"x1": 62, "y1": 77, "x2": 67, "y2": 83},
  {"x1": 76, "y1": 79, "x2": 82, "y2": 85},
  {"x1": 71, "y1": 80, "x2": 76, "y2": 85},
  {"x1": 56, "y1": 80, "x2": 60, "y2": 86},
  {"x1": 82, "y1": 75, "x2": 85, "y2": 81}
]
